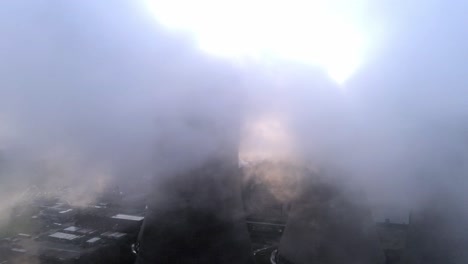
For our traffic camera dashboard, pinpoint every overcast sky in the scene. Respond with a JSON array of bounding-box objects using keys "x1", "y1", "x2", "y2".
[{"x1": 0, "y1": 0, "x2": 467, "y2": 225}]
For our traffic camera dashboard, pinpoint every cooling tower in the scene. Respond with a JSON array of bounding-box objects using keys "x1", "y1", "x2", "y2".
[
  {"x1": 277, "y1": 174, "x2": 385, "y2": 264},
  {"x1": 135, "y1": 86, "x2": 254, "y2": 263},
  {"x1": 135, "y1": 159, "x2": 254, "y2": 264}
]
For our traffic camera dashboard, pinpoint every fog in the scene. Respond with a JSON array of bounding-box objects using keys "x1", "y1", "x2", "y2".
[{"x1": 0, "y1": 0, "x2": 468, "y2": 263}]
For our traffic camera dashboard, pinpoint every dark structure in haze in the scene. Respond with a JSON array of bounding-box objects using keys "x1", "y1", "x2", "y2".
[
  {"x1": 135, "y1": 86, "x2": 255, "y2": 263},
  {"x1": 277, "y1": 171, "x2": 385, "y2": 264},
  {"x1": 135, "y1": 159, "x2": 255, "y2": 264}
]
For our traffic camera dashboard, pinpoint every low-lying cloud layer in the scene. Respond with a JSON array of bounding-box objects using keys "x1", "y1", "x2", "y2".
[{"x1": 0, "y1": 0, "x2": 468, "y2": 262}]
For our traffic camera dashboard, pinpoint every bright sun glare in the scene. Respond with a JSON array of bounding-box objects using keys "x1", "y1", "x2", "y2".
[{"x1": 146, "y1": 0, "x2": 368, "y2": 84}]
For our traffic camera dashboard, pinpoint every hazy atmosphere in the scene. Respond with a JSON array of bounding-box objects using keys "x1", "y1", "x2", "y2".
[{"x1": 0, "y1": 0, "x2": 467, "y2": 263}]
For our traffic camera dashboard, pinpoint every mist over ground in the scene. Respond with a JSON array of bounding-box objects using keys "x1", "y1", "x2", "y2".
[{"x1": 0, "y1": 0, "x2": 468, "y2": 262}]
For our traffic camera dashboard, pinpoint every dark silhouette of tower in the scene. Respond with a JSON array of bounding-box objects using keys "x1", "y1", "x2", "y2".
[
  {"x1": 277, "y1": 171, "x2": 385, "y2": 264},
  {"x1": 135, "y1": 87, "x2": 254, "y2": 263},
  {"x1": 136, "y1": 159, "x2": 254, "y2": 264}
]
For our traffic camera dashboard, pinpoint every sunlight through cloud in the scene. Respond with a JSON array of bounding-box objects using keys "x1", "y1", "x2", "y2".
[{"x1": 146, "y1": 0, "x2": 369, "y2": 84}]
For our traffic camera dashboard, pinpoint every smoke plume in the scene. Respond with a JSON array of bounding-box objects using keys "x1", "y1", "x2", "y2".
[{"x1": 0, "y1": 0, "x2": 468, "y2": 263}]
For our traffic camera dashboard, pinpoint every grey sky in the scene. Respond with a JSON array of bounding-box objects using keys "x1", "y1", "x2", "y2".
[{"x1": 0, "y1": 0, "x2": 467, "y2": 230}]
